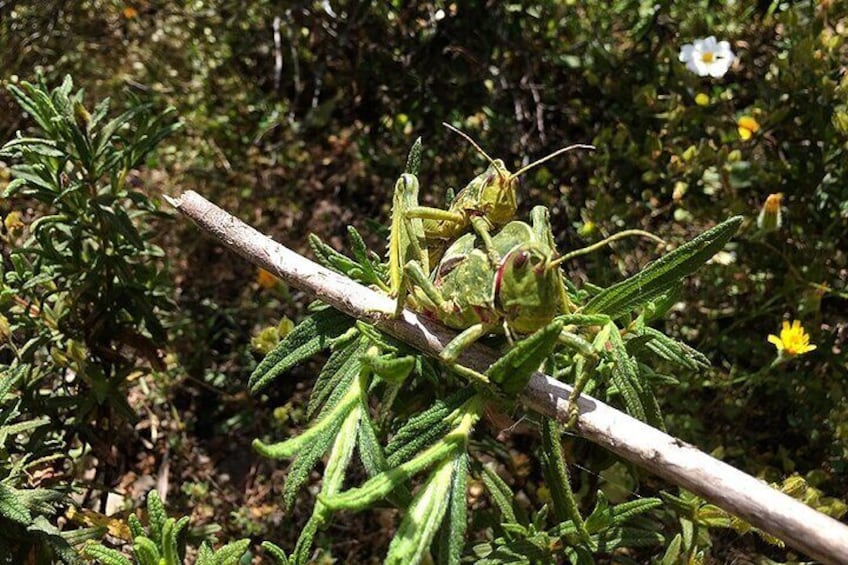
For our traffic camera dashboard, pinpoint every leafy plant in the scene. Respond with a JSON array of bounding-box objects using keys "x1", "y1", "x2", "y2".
[
  {"x1": 0, "y1": 74, "x2": 180, "y2": 562},
  {"x1": 0, "y1": 365, "x2": 81, "y2": 564},
  {"x1": 0, "y1": 74, "x2": 179, "y2": 472},
  {"x1": 81, "y1": 490, "x2": 263, "y2": 565},
  {"x1": 247, "y1": 139, "x2": 740, "y2": 563}
]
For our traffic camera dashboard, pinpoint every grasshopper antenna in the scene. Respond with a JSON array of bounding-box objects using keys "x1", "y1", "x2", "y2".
[
  {"x1": 442, "y1": 122, "x2": 498, "y2": 167},
  {"x1": 547, "y1": 230, "x2": 666, "y2": 270},
  {"x1": 511, "y1": 143, "x2": 596, "y2": 181}
]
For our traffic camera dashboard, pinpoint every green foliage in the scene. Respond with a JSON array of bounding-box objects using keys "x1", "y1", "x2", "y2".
[
  {"x1": 82, "y1": 490, "x2": 253, "y2": 565},
  {"x1": 246, "y1": 142, "x2": 740, "y2": 563},
  {"x1": 0, "y1": 75, "x2": 178, "y2": 446},
  {"x1": 0, "y1": 74, "x2": 180, "y2": 564},
  {"x1": 583, "y1": 216, "x2": 743, "y2": 319},
  {"x1": 0, "y1": 366, "x2": 79, "y2": 564},
  {"x1": 2, "y1": 1, "x2": 846, "y2": 562}
]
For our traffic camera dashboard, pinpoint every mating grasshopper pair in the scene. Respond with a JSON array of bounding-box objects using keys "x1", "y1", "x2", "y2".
[{"x1": 386, "y1": 127, "x2": 605, "y2": 393}]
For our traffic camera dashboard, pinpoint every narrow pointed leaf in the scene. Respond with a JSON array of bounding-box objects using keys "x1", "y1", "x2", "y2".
[
  {"x1": 606, "y1": 322, "x2": 646, "y2": 421},
  {"x1": 82, "y1": 545, "x2": 133, "y2": 565},
  {"x1": 249, "y1": 307, "x2": 353, "y2": 392},
  {"x1": 261, "y1": 542, "x2": 289, "y2": 565},
  {"x1": 436, "y1": 451, "x2": 468, "y2": 565},
  {"x1": 322, "y1": 430, "x2": 465, "y2": 512},
  {"x1": 132, "y1": 536, "x2": 162, "y2": 565},
  {"x1": 209, "y1": 539, "x2": 250, "y2": 564},
  {"x1": 584, "y1": 216, "x2": 742, "y2": 318},
  {"x1": 487, "y1": 320, "x2": 564, "y2": 395},
  {"x1": 541, "y1": 418, "x2": 589, "y2": 542},
  {"x1": 385, "y1": 454, "x2": 456, "y2": 565},
  {"x1": 405, "y1": 137, "x2": 423, "y2": 176},
  {"x1": 386, "y1": 389, "x2": 474, "y2": 468},
  {"x1": 0, "y1": 483, "x2": 31, "y2": 524},
  {"x1": 641, "y1": 327, "x2": 710, "y2": 370},
  {"x1": 307, "y1": 338, "x2": 366, "y2": 419},
  {"x1": 481, "y1": 465, "x2": 516, "y2": 524},
  {"x1": 254, "y1": 388, "x2": 356, "y2": 460},
  {"x1": 292, "y1": 406, "x2": 361, "y2": 564}
]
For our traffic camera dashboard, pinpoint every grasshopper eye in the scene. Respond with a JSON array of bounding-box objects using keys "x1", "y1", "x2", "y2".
[{"x1": 513, "y1": 251, "x2": 529, "y2": 270}]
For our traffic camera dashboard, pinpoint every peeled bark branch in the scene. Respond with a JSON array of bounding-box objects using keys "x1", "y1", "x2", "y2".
[{"x1": 166, "y1": 190, "x2": 848, "y2": 564}]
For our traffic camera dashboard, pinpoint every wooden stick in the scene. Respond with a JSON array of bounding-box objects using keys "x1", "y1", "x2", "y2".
[{"x1": 166, "y1": 190, "x2": 848, "y2": 564}]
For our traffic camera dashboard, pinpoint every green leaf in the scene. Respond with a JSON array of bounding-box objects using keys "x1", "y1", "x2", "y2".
[
  {"x1": 540, "y1": 418, "x2": 589, "y2": 542},
  {"x1": 254, "y1": 385, "x2": 357, "y2": 460},
  {"x1": 322, "y1": 417, "x2": 471, "y2": 513},
  {"x1": 436, "y1": 452, "x2": 468, "y2": 565},
  {"x1": 660, "y1": 533, "x2": 683, "y2": 565},
  {"x1": 261, "y1": 542, "x2": 289, "y2": 565},
  {"x1": 610, "y1": 497, "x2": 663, "y2": 525},
  {"x1": 308, "y1": 233, "x2": 363, "y2": 278},
  {"x1": 0, "y1": 416, "x2": 49, "y2": 446},
  {"x1": 133, "y1": 535, "x2": 162, "y2": 565},
  {"x1": 249, "y1": 307, "x2": 353, "y2": 393},
  {"x1": 584, "y1": 216, "x2": 742, "y2": 318},
  {"x1": 365, "y1": 352, "x2": 415, "y2": 385},
  {"x1": 6, "y1": 83, "x2": 54, "y2": 134},
  {"x1": 281, "y1": 434, "x2": 333, "y2": 514},
  {"x1": 162, "y1": 516, "x2": 189, "y2": 565},
  {"x1": 386, "y1": 389, "x2": 475, "y2": 468},
  {"x1": 147, "y1": 490, "x2": 167, "y2": 547},
  {"x1": 487, "y1": 319, "x2": 564, "y2": 395},
  {"x1": 0, "y1": 364, "x2": 24, "y2": 400},
  {"x1": 209, "y1": 539, "x2": 250, "y2": 564},
  {"x1": 357, "y1": 400, "x2": 389, "y2": 478},
  {"x1": 292, "y1": 406, "x2": 361, "y2": 564},
  {"x1": 0, "y1": 483, "x2": 31, "y2": 525},
  {"x1": 197, "y1": 542, "x2": 215, "y2": 565},
  {"x1": 347, "y1": 225, "x2": 386, "y2": 288},
  {"x1": 128, "y1": 513, "x2": 144, "y2": 539},
  {"x1": 307, "y1": 338, "x2": 366, "y2": 420},
  {"x1": 641, "y1": 327, "x2": 710, "y2": 370},
  {"x1": 405, "y1": 137, "x2": 423, "y2": 176},
  {"x1": 385, "y1": 454, "x2": 456, "y2": 565},
  {"x1": 7, "y1": 165, "x2": 57, "y2": 195},
  {"x1": 82, "y1": 544, "x2": 133, "y2": 565},
  {"x1": 606, "y1": 322, "x2": 646, "y2": 421},
  {"x1": 481, "y1": 464, "x2": 516, "y2": 525}
]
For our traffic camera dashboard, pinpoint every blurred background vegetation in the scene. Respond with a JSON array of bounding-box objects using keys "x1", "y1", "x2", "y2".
[{"x1": 1, "y1": 0, "x2": 846, "y2": 562}]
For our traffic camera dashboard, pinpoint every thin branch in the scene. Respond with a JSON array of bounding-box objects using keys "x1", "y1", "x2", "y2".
[{"x1": 166, "y1": 190, "x2": 848, "y2": 564}]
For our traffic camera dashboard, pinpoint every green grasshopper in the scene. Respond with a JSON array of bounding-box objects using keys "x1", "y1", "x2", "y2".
[
  {"x1": 387, "y1": 127, "x2": 593, "y2": 298},
  {"x1": 398, "y1": 205, "x2": 609, "y2": 393},
  {"x1": 393, "y1": 195, "x2": 667, "y2": 394}
]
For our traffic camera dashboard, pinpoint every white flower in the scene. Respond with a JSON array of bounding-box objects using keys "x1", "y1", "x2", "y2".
[{"x1": 679, "y1": 36, "x2": 735, "y2": 78}]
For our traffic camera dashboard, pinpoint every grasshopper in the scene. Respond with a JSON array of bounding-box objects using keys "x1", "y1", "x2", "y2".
[
  {"x1": 387, "y1": 128, "x2": 593, "y2": 298},
  {"x1": 395, "y1": 201, "x2": 664, "y2": 395},
  {"x1": 397, "y1": 205, "x2": 590, "y2": 393}
]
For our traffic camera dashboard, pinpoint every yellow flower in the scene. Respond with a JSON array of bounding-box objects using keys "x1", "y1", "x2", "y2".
[
  {"x1": 737, "y1": 116, "x2": 760, "y2": 140},
  {"x1": 767, "y1": 320, "x2": 816, "y2": 357},
  {"x1": 4, "y1": 211, "x2": 24, "y2": 234},
  {"x1": 695, "y1": 93, "x2": 710, "y2": 106},
  {"x1": 256, "y1": 268, "x2": 279, "y2": 289}
]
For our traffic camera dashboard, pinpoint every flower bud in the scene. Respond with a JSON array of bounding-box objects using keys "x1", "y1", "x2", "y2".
[{"x1": 756, "y1": 193, "x2": 783, "y2": 233}]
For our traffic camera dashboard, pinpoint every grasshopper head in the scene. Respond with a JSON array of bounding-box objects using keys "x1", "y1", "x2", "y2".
[
  {"x1": 479, "y1": 159, "x2": 518, "y2": 227},
  {"x1": 495, "y1": 244, "x2": 560, "y2": 334}
]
